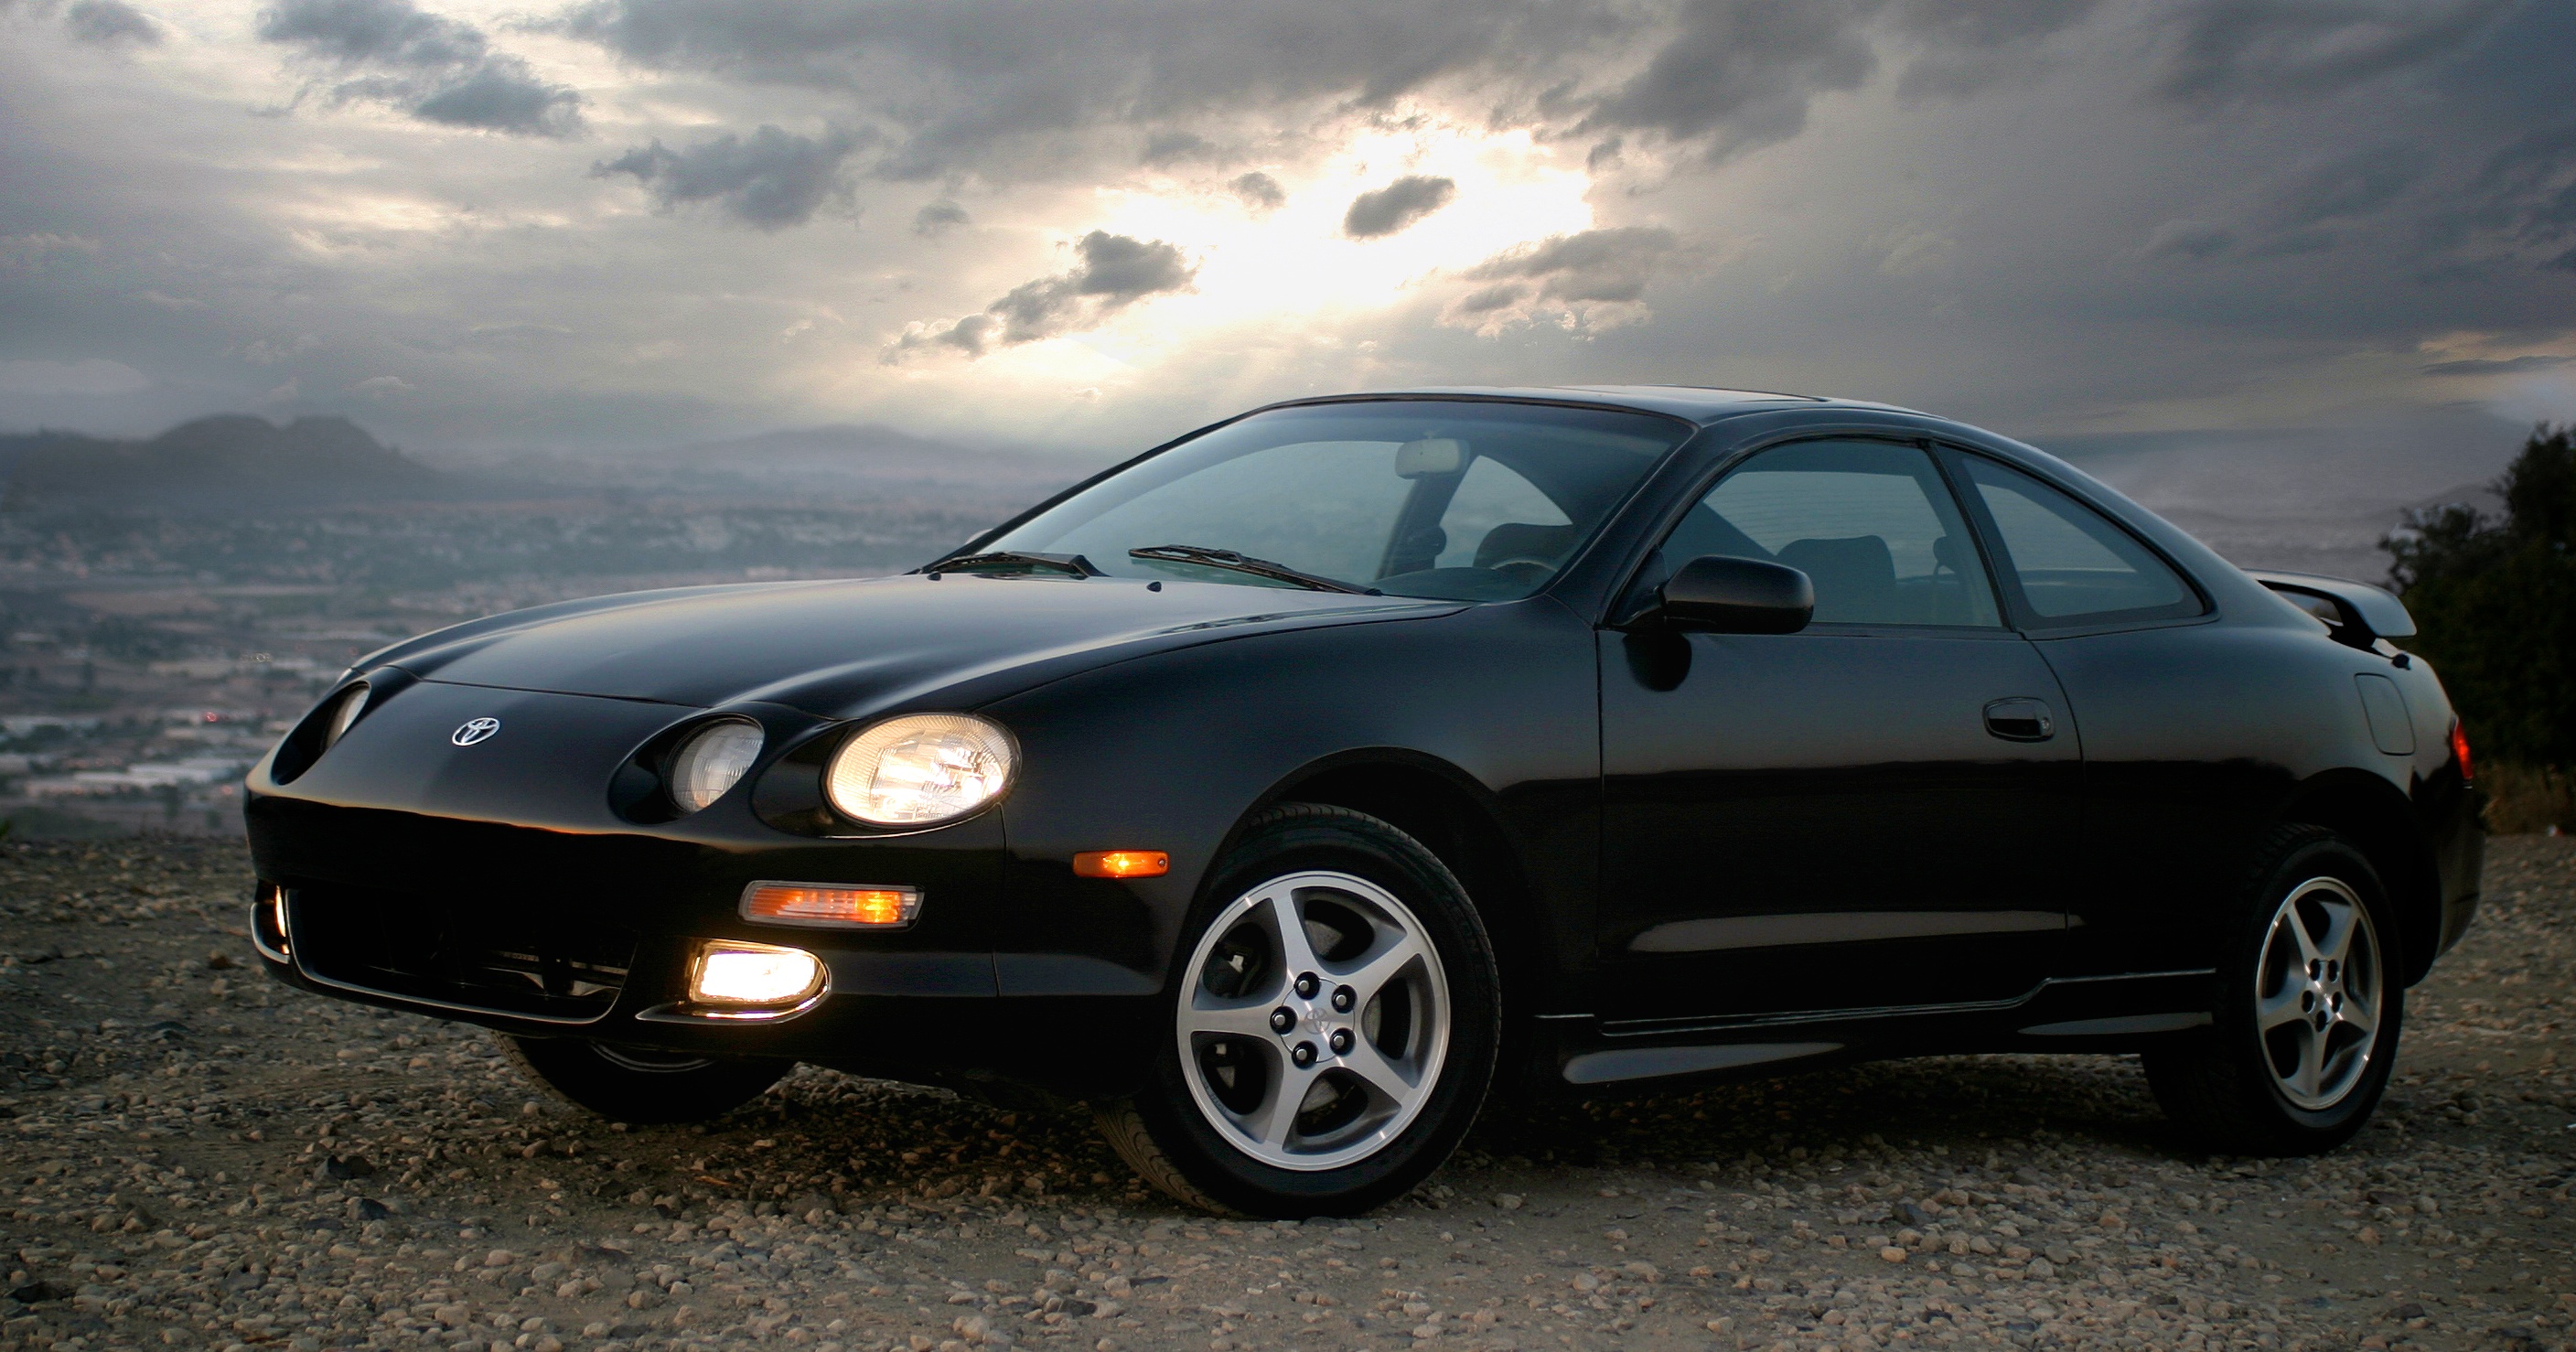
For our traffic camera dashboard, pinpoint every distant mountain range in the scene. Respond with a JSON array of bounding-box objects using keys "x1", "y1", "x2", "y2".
[
  {"x1": 0, "y1": 414, "x2": 446, "y2": 512},
  {"x1": 425, "y1": 422, "x2": 1104, "y2": 509},
  {"x1": 0, "y1": 414, "x2": 1106, "y2": 517}
]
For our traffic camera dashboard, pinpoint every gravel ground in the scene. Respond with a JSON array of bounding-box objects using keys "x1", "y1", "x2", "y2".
[{"x1": 1, "y1": 837, "x2": 2569, "y2": 1352}]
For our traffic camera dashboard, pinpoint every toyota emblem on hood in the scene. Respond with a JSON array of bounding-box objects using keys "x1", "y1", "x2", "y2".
[{"x1": 451, "y1": 717, "x2": 501, "y2": 746}]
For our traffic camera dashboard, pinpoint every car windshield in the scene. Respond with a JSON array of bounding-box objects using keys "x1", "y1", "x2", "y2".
[{"x1": 976, "y1": 401, "x2": 1691, "y2": 601}]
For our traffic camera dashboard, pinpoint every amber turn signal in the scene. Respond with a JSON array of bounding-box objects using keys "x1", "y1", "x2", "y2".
[
  {"x1": 741, "y1": 882, "x2": 921, "y2": 928},
  {"x1": 1072, "y1": 850, "x2": 1169, "y2": 879}
]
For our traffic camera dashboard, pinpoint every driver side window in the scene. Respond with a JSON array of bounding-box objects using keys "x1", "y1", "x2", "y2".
[{"x1": 1667, "y1": 439, "x2": 2002, "y2": 628}]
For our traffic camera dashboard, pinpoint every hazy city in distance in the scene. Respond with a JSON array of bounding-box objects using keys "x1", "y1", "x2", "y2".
[{"x1": 3, "y1": 0, "x2": 2571, "y2": 834}]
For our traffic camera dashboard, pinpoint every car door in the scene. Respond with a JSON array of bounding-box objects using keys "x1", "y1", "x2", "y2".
[
  {"x1": 1939, "y1": 448, "x2": 2230, "y2": 979},
  {"x1": 1595, "y1": 437, "x2": 2081, "y2": 1021}
]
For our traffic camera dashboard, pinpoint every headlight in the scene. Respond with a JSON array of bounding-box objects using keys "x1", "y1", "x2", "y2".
[
  {"x1": 825, "y1": 713, "x2": 1015, "y2": 826},
  {"x1": 668, "y1": 718, "x2": 764, "y2": 814},
  {"x1": 320, "y1": 682, "x2": 370, "y2": 750}
]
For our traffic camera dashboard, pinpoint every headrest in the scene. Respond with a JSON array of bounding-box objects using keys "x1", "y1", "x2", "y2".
[
  {"x1": 1395, "y1": 438, "x2": 1466, "y2": 478},
  {"x1": 1475, "y1": 522, "x2": 1582, "y2": 570}
]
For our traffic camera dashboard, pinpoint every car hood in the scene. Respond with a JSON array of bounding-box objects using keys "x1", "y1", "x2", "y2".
[{"x1": 363, "y1": 574, "x2": 1457, "y2": 718}]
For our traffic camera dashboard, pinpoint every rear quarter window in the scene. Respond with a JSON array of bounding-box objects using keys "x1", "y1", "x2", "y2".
[{"x1": 1958, "y1": 454, "x2": 2205, "y2": 628}]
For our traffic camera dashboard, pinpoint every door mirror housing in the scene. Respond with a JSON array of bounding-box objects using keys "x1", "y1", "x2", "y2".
[{"x1": 1659, "y1": 554, "x2": 1815, "y2": 634}]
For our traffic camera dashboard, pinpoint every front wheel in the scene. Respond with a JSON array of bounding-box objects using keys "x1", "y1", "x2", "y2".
[
  {"x1": 1099, "y1": 804, "x2": 1499, "y2": 1216},
  {"x1": 500, "y1": 1035, "x2": 790, "y2": 1125},
  {"x1": 2144, "y1": 825, "x2": 2402, "y2": 1155}
]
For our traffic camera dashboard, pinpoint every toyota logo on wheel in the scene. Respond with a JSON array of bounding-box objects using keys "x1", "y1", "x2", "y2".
[{"x1": 451, "y1": 717, "x2": 501, "y2": 746}]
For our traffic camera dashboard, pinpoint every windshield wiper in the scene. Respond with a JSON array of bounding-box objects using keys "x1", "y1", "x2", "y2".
[
  {"x1": 925, "y1": 550, "x2": 1100, "y2": 578},
  {"x1": 1129, "y1": 544, "x2": 1377, "y2": 595}
]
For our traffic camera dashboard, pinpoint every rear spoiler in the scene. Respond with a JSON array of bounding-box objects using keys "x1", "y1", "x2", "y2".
[{"x1": 2245, "y1": 569, "x2": 2416, "y2": 650}]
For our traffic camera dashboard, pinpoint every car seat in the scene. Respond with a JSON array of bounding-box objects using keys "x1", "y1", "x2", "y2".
[{"x1": 1776, "y1": 535, "x2": 1897, "y2": 623}]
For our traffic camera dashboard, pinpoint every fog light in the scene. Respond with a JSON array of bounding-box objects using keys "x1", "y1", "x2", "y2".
[
  {"x1": 1072, "y1": 850, "x2": 1170, "y2": 879},
  {"x1": 687, "y1": 940, "x2": 825, "y2": 1008},
  {"x1": 741, "y1": 882, "x2": 919, "y2": 929},
  {"x1": 253, "y1": 880, "x2": 290, "y2": 959}
]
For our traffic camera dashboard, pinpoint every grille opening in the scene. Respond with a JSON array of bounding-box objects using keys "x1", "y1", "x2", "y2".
[{"x1": 287, "y1": 882, "x2": 639, "y2": 1022}]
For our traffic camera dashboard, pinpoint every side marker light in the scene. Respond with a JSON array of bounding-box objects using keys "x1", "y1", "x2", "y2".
[
  {"x1": 742, "y1": 882, "x2": 920, "y2": 928},
  {"x1": 1073, "y1": 850, "x2": 1170, "y2": 879}
]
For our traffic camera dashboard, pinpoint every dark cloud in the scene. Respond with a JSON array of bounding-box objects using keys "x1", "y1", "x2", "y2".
[
  {"x1": 2421, "y1": 354, "x2": 2574, "y2": 376},
  {"x1": 2142, "y1": 220, "x2": 2237, "y2": 260},
  {"x1": 2470, "y1": 119, "x2": 2576, "y2": 270},
  {"x1": 257, "y1": 0, "x2": 584, "y2": 135},
  {"x1": 546, "y1": 0, "x2": 2237, "y2": 180},
  {"x1": 889, "y1": 230, "x2": 1194, "y2": 358},
  {"x1": 911, "y1": 199, "x2": 970, "y2": 237},
  {"x1": 259, "y1": 0, "x2": 487, "y2": 67},
  {"x1": 1457, "y1": 226, "x2": 1679, "y2": 307},
  {"x1": 594, "y1": 125, "x2": 863, "y2": 230},
  {"x1": 412, "y1": 57, "x2": 583, "y2": 134},
  {"x1": 554, "y1": 0, "x2": 1615, "y2": 179},
  {"x1": 1140, "y1": 131, "x2": 1217, "y2": 167},
  {"x1": 1578, "y1": 0, "x2": 1877, "y2": 160},
  {"x1": 1229, "y1": 171, "x2": 1285, "y2": 211},
  {"x1": 2270, "y1": 145, "x2": 2425, "y2": 228},
  {"x1": 62, "y1": 0, "x2": 161, "y2": 46},
  {"x1": 1888, "y1": 0, "x2": 2099, "y2": 101},
  {"x1": 1342, "y1": 175, "x2": 1454, "y2": 239},
  {"x1": 2154, "y1": 0, "x2": 2519, "y2": 106}
]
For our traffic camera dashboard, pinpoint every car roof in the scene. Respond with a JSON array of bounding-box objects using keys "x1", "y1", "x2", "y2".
[{"x1": 1274, "y1": 384, "x2": 1923, "y2": 425}]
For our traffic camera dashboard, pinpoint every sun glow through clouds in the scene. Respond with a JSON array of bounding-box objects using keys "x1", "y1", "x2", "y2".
[{"x1": 901, "y1": 116, "x2": 1601, "y2": 381}]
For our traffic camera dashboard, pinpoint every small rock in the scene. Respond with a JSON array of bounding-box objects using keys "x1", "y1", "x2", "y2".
[
  {"x1": 1494, "y1": 1194, "x2": 1522, "y2": 1210},
  {"x1": 1878, "y1": 1247, "x2": 1907, "y2": 1263}
]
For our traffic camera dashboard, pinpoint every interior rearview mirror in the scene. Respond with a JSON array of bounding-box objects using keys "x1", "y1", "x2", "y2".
[
  {"x1": 1660, "y1": 554, "x2": 1814, "y2": 634},
  {"x1": 1394, "y1": 437, "x2": 1465, "y2": 478}
]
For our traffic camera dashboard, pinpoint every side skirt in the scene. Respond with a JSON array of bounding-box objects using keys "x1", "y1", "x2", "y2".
[{"x1": 1528, "y1": 969, "x2": 2217, "y2": 1093}]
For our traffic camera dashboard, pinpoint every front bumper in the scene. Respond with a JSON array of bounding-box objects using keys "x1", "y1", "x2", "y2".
[{"x1": 244, "y1": 794, "x2": 1164, "y2": 1097}]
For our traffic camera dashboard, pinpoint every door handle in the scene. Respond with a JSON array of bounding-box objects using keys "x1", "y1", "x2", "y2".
[{"x1": 1984, "y1": 697, "x2": 2056, "y2": 742}]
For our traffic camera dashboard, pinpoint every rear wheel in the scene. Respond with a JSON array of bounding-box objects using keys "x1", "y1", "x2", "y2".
[
  {"x1": 500, "y1": 1035, "x2": 790, "y2": 1125},
  {"x1": 1099, "y1": 804, "x2": 1499, "y2": 1216},
  {"x1": 2144, "y1": 825, "x2": 2401, "y2": 1154}
]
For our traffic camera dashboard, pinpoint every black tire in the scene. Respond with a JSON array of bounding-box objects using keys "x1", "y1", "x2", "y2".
[
  {"x1": 499, "y1": 1035, "x2": 791, "y2": 1125},
  {"x1": 2143, "y1": 824, "x2": 2404, "y2": 1155},
  {"x1": 1098, "y1": 803, "x2": 1500, "y2": 1217}
]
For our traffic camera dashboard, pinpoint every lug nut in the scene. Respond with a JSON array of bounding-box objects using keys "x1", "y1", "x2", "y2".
[
  {"x1": 1329, "y1": 1028, "x2": 1353, "y2": 1055},
  {"x1": 1331, "y1": 985, "x2": 1355, "y2": 1013},
  {"x1": 1294, "y1": 971, "x2": 1320, "y2": 999},
  {"x1": 1291, "y1": 1041, "x2": 1317, "y2": 1068},
  {"x1": 1269, "y1": 1007, "x2": 1295, "y2": 1034}
]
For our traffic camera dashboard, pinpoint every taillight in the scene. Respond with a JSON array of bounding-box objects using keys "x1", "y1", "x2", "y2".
[{"x1": 2449, "y1": 721, "x2": 2474, "y2": 782}]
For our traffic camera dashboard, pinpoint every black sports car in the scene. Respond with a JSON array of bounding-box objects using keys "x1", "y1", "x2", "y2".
[{"x1": 247, "y1": 387, "x2": 2482, "y2": 1217}]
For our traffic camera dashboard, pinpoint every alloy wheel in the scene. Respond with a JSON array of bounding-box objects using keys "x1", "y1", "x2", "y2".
[
  {"x1": 2253, "y1": 875, "x2": 2383, "y2": 1110},
  {"x1": 1175, "y1": 870, "x2": 1451, "y2": 1171}
]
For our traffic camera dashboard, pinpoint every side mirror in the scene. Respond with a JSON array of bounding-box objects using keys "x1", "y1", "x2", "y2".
[{"x1": 1660, "y1": 554, "x2": 1814, "y2": 634}]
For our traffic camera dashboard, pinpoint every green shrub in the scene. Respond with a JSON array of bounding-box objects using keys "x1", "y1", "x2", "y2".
[{"x1": 2385, "y1": 424, "x2": 2576, "y2": 783}]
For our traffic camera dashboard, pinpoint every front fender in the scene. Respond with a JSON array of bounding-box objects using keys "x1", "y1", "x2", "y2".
[{"x1": 984, "y1": 599, "x2": 1600, "y2": 1004}]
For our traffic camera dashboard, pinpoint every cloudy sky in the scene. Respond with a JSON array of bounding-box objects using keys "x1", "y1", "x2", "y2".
[{"x1": 2, "y1": 0, "x2": 2573, "y2": 461}]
